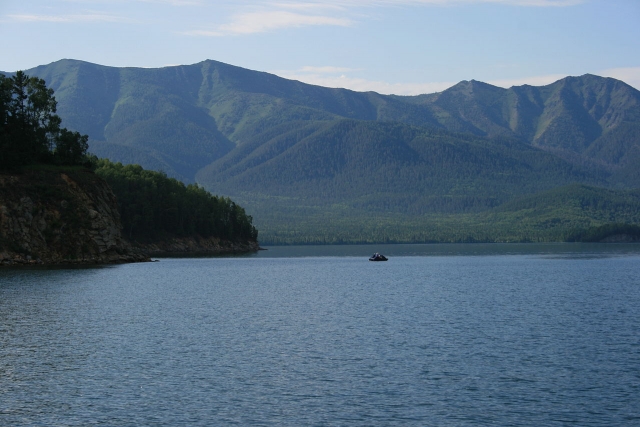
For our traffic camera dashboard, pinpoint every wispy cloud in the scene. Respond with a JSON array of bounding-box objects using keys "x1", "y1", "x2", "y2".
[
  {"x1": 184, "y1": 10, "x2": 352, "y2": 36},
  {"x1": 270, "y1": 2, "x2": 346, "y2": 11},
  {"x1": 299, "y1": 66, "x2": 359, "y2": 73},
  {"x1": 57, "y1": 0, "x2": 201, "y2": 4},
  {"x1": 487, "y1": 68, "x2": 640, "y2": 90},
  {"x1": 7, "y1": 12, "x2": 132, "y2": 23},
  {"x1": 136, "y1": 0, "x2": 202, "y2": 5},
  {"x1": 487, "y1": 73, "x2": 569, "y2": 88},
  {"x1": 183, "y1": 0, "x2": 581, "y2": 37},
  {"x1": 488, "y1": 0, "x2": 582, "y2": 5},
  {"x1": 600, "y1": 67, "x2": 640, "y2": 91},
  {"x1": 265, "y1": 0, "x2": 583, "y2": 7},
  {"x1": 274, "y1": 66, "x2": 640, "y2": 95},
  {"x1": 221, "y1": 11, "x2": 351, "y2": 33},
  {"x1": 273, "y1": 67, "x2": 456, "y2": 95}
]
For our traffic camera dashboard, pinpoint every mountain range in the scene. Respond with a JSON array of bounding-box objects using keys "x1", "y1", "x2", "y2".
[{"x1": 5, "y1": 59, "x2": 640, "y2": 243}]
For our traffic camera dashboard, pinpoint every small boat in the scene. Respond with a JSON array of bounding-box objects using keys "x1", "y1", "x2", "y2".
[{"x1": 369, "y1": 253, "x2": 388, "y2": 261}]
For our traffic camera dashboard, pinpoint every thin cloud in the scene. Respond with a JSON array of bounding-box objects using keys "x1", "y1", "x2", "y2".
[
  {"x1": 219, "y1": 11, "x2": 352, "y2": 33},
  {"x1": 7, "y1": 12, "x2": 133, "y2": 23},
  {"x1": 299, "y1": 66, "x2": 358, "y2": 73},
  {"x1": 137, "y1": 0, "x2": 202, "y2": 5},
  {"x1": 185, "y1": 10, "x2": 352, "y2": 36},
  {"x1": 58, "y1": 0, "x2": 201, "y2": 4},
  {"x1": 266, "y1": 0, "x2": 583, "y2": 7},
  {"x1": 274, "y1": 67, "x2": 640, "y2": 96},
  {"x1": 487, "y1": 69, "x2": 640, "y2": 90},
  {"x1": 273, "y1": 70, "x2": 456, "y2": 95},
  {"x1": 182, "y1": 29, "x2": 225, "y2": 37},
  {"x1": 600, "y1": 67, "x2": 640, "y2": 91},
  {"x1": 487, "y1": 73, "x2": 569, "y2": 88},
  {"x1": 270, "y1": 2, "x2": 346, "y2": 11},
  {"x1": 183, "y1": 0, "x2": 580, "y2": 37}
]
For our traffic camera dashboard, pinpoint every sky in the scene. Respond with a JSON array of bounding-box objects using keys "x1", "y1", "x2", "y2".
[{"x1": 1, "y1": 0, "x2": 639, "y2": 95}]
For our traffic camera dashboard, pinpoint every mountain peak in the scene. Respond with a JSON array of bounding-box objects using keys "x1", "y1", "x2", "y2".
[{"x1": 14, "y1": 59, "x2": 640, "y2": 187}]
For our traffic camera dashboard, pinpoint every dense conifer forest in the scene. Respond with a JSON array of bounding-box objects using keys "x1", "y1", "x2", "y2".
[
  {"x1": 0, "y1": 72, "x2": 258, "y2": 245},
  {"x1": 0, "y1": 72, "x2": 89, "y2": 170},
  {"x1": 94, "y1": 159, "x2": 257, "y2": 242}
]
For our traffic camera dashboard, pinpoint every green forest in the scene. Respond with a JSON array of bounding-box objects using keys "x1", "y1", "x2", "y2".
[
  {"x1": 94, "y1": 159, "x2": 257, "y2": 242},
  {"x1": 0, "y1": 71, "x2": 89, "y2": 169},
  {"x1": 4, "y1": 66, "x2": 640, "y2": 246},
  {"x1": 246, "y1": 184, "x2": 640, "y2": 245},
  {"x1": 0, "y1": 72, "x2": 258, "y2": 245}
]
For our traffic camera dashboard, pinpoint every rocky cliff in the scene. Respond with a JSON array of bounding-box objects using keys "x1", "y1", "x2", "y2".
[{"x1": 0, "y1": 168, "x2": 149, "y2": 266}]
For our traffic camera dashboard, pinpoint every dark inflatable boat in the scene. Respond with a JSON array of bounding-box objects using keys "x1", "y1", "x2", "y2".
[{"x1": 369, "y1": 253, "x2": 388, "y2": 261}]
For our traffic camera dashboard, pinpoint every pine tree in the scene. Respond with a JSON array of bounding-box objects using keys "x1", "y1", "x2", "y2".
[{"x1": 0, "y1": 71, "x2": 88, "y2": 170}]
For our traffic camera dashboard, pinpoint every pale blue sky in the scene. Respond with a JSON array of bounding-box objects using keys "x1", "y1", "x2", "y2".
[{"x1": 1, "y1": 0, "x2": 639, "y2": 94}]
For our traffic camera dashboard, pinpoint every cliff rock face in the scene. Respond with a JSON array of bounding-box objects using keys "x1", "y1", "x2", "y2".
[{"x1": 0, "y1": 168, "x2": 149, "y2": 266}]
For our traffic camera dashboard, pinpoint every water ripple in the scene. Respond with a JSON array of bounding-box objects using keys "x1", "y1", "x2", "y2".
[{"x1": 1, "y1": 247, "x2": 640, "y2": 425}]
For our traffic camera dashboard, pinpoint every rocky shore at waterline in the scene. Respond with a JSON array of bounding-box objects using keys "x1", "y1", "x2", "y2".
[
  {"x1": 132, "y1": 236, "x2": 261, "y2": 257},
  {"x1": 0, "y1": 169, "x2": 150, "y2": 267},
  {"x1": 0, "y1": 169, "x2": 261, "y2": 267}
]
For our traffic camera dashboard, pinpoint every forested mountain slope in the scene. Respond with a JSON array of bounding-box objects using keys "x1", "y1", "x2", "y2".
[
  {"x1": 196, "y1": 120, "x2": 603, "y2": 213},
  {"x1": 10, "y1": 59, "x2": 640, "y2": 186},
  {"x1": 4, "y1": 59, "x2": 639, "y2": 243},
  {"x1": 417, "y1": 75, "x2": 640, "y2": 177}
]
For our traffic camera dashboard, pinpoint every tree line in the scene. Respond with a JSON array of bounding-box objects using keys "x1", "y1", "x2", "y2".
[
  {"x1": 94, "y1": 159, "x2": 258, "y2": 243},
  {"x1": 0, "y1": 71, "x2": 89, "y2": 169}
]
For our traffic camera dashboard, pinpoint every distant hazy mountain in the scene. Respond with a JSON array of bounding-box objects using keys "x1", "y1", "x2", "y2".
[
  {"x1": 197, "y1": 119, "x2": 602, "y2": 212},
  {"x1": 9, "y1": 59, "x2": 640, "y2": 242},
  {"x1": 17, "y1": 59, "x2": 640, "y2": 180},
  {"x1": 419, "y1": 76, "x2": 640, "y2": 174}
]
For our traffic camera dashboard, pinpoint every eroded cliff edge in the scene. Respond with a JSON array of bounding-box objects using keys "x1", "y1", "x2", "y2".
[{"x1": 0, "y1": 168, "x2": 149, "y2": 266}]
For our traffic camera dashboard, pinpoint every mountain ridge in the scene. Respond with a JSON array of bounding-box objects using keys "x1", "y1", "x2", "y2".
[
  {"x1": 9, "y1": 59, "x2": 639, "y2": 183},
  {"x1": 5, "y1": 59, "x2": 640, "y2": 242}
]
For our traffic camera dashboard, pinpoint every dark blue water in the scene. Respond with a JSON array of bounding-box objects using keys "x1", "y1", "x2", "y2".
[{"x1": 1, "y1": 244, "x2": 639, "y2": 426}]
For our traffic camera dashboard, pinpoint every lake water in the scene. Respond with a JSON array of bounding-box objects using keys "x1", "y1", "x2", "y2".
[{"x1": 1, "y1": 243, "x2": 639, "y2": 426}]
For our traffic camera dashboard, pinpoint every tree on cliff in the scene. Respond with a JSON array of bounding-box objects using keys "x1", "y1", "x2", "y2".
[
  {"x1": 0, "y1": 71, "x2": 88, "y2": 170},
  {"x1": 94, "y1": 159, "x2": 258, "y2": 242}
]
